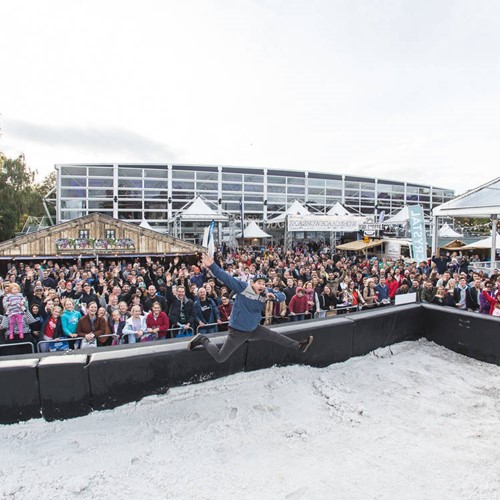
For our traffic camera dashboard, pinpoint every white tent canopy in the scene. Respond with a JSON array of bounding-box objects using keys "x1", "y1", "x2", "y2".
[
  {"x1": 459, "y1": 234, "x2": 500, "y2": 250},
  {"x1": 237, "y1": 221, "x2": 271, "y2": 239},
  {"x1": 326, "y1": 202, "x2": 351, "y2": 216},
  {"x1": 176, "y1": 196, "x2": 228, "y2": 221},
  {"x1": 139, "y1": 219, "x2": 154, "y2": 231},
  {"x1": 438, "y1": 223, "x2": 463, "y2": 238},
  {"x1": 384, "y1": 206, "x2": 410, "y2": 225},
  {"x1": 267, "y1": 200, "x2": 310, "y2": 223},
  {"x1": 432, "y1": 177, "x2": 500, "y2": 261},
  {"x1": 433, "y1": 177, "x2": 500, "y2": 218}
]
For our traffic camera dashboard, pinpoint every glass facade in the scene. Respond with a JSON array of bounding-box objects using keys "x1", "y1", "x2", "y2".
[{"x1": 55, "y1": 164, "x2": 455, "y2": 234}]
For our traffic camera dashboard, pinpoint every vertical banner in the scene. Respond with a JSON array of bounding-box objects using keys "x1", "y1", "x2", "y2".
[
  {"x1": 202, "y1": 220, "x2": 216, "y2": 257},
  {"x1": 240, "y1": 198, "x2": 245, "y2": 238},
  {"x1": 408, "y1": 205, "x2": 427, "y2": 262}
]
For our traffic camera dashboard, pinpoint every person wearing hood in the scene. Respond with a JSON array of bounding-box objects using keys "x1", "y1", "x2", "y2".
[{"x1": 288, "y1": 287, "x2": 309, "y2": 321}]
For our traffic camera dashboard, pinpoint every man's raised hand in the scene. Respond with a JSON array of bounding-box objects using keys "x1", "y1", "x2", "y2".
[{"x1": 202, "y1": 253, "x2": 214, "y2": 268}]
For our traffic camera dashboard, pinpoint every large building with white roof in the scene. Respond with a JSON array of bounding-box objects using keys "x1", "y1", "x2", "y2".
[{"x1": 55, "y1": 163, "x2": 454, "y2": 241}]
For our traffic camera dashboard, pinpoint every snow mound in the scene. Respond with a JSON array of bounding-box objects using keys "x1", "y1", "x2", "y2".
[{"x1": 1, "y1": 339, "x2": 499, "y2": 499}]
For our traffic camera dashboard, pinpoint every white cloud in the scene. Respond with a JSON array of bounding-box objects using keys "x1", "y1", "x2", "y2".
[{"x1": 1, "y1": 0, "x2": 500, "y2": 194}]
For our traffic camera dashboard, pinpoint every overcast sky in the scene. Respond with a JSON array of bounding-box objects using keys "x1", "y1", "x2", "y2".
[{"x1": 1, "y1": 0, "x2": 500, "y2": 195}]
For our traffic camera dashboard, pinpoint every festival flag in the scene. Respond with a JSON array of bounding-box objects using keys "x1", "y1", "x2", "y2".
[
  {"x1": 202, "y1": 219, "x2": 216, "y2": 257},
  {"x1": 240, "y1": 197, "x2": 245, "y2": 238}
]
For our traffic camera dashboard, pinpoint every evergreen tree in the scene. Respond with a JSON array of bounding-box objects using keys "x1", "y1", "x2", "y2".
[{"x1": 0, "y1": 154, "x2": 55, "y2": 241}]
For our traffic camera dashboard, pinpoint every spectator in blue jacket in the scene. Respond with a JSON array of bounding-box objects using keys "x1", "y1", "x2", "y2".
[
  {"x1": 187, "y1": 254, "x2": 313, "y2": 362},
  {"x1": 375, "y1": 277, "x2": 390, "y2": 305}
]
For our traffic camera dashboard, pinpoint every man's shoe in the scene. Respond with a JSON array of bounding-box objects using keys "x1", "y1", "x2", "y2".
[
  {"x1": 187, "y1": 333, "x2": 204, "y2": 351},
  {"x1": 298, "y1": 335, "x2": 313, "y2": 353}
]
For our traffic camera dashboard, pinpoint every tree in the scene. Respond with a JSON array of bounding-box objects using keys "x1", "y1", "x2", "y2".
[{"x1": 0, "y1": 154, "x2": 56, "y2": 241}]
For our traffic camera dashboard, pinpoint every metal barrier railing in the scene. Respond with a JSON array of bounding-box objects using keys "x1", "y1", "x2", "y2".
[
  {"x1": 37, "y1": 337, "x2": 81, "y2": 353},
  {"x1": 98, "y1": 333, "x2": 120, "y2": 344},
  {"x1": 314, "y1": 310, "x2": 337, "y2": 318},
  {"x1": 195, "y1": 321, "x2": 229, "y2": 334},
  {"x1": 167, "y1": 326, "x2": 195, "y2": 339},
  {"x1": 0, "y1": 341, "x2": 35, "y2": 355},
  {"x1": 120, "y1": 331, "x2": 159, "y2": 343},
  {"x1": 335, "y1": 304, "x2": 360, "y2": 314},
  {"x1": 37, "y1": 334, "x2": 121, "y2": 352}
]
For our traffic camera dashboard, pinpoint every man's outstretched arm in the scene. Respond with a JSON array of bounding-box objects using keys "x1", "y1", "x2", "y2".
[{"x1": 201, "y1": 254, "x2": 247, "y2": 294}]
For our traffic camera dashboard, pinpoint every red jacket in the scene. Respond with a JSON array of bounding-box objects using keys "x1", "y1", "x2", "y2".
[
  {"x1": 146, "y1": 311, "x2": 170, "y2": 339},
  {"x1": 218, "y1": 303, "x2": 233, "y2": 323},
  {"x1": 289, "y1": 294, "x2": 309, "y2": 314},
  {"x1": 387, "y1": 280, "x2": 399, "y2": 299},
  {"x1": 482, "y1": 290, "x2": 499, "y2": 315}
]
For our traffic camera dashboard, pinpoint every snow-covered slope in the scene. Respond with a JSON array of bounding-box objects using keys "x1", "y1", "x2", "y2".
[{"x1": 1, "y1": 340, "x2": 499, "y2": 499}]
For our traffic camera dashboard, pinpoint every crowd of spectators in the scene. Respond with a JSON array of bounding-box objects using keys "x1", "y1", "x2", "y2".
[{"x1": 0, "y1": 243, "x2": 499, "y2": 354}]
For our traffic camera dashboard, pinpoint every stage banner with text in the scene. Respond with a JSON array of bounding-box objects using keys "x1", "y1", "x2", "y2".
[
  {"x1": 287, "y1": 215, "x2": 364, "y2": 232},
  {"x1": 408, "y1": 205, "x2": 427, "y2": 262}
]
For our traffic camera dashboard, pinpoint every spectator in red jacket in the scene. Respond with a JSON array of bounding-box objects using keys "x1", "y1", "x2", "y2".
[
  {"x1": 288, "y1": 287, "x2": 309, "y2": 321},
  {"x1": 146, "y1": 301, "x2": 170, "y2": 339},
  {"x1": 217, "y1": 295, "x2": 233, "y2": 331},
  {"x1": 387, "y1": 274, "x2": 399, "y2": 300},
  {"x1": 482, "y1": 290, "x2": 500, "y2": 317}
]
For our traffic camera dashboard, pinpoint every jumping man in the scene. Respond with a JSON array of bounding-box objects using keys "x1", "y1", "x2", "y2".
[{"x1": 187, "y1": 253, "x2": 313, "y2": 361}]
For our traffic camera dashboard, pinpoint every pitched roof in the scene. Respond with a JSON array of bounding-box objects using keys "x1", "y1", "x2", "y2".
[
  {"x1": 267, "y1": 200, "x2": 310, "y2": 222},
  {"x1": 326, "y1": 202, "x2": 351, "y2": 216},
  {"x1": 433, "y1": 177, "x2": 500, "y2": 217},
  {"x1": 237, "y1": 221, "x2": 271, "y2": 238}
]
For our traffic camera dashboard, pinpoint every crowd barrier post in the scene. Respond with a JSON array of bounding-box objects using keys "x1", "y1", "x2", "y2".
[
  {"x1": 261, "y1": 315, "x2": 275, "y2": 325},
  {"x1": 168, "y1": 326, "x2": 195, "y2": 339},
  {"x1": 0, "y1": 342, "x2": 35, "y2": 355},
  {"x1": 195, "y1": 321, "x2": 228, "y2": 334}
]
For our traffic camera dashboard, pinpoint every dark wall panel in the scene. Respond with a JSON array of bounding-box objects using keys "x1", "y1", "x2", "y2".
[
  {"x1": 38, "y1": 354, "x2": 91, "y2": 421},
  {"x1": 245, "y1": 317, "x2": 354, "y2": 372},
  {"x1": 88, "y1": 338, "x2": 247, "y2": 410},
  {"x1": 352, "y1": 304, "x2": 423, "y2": 357},
  {"x1": 0, "y1": 359, "x2": 41, "y2": 424},
  {"x1": 422, "y1": 305, "x2": 500, "y2": 365}
]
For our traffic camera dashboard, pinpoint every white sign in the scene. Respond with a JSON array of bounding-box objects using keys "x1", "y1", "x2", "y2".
[
  {"x1": 385, "y1": 241, "x2": 401, "y2": 259},
  {"x1": 361, "y1": 217, "x2": 381, "y2": 236},
  {"x1": 395, "y1": 292, "x2": 417, "y2": 305},
  {"x1": 287, "y1": 215, "x2": 363, "y2": 232}
]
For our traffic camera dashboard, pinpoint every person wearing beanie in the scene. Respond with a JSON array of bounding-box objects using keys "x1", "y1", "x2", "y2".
[{"x1": 187, "y1": 254, "x2": 314, "y2": 362}]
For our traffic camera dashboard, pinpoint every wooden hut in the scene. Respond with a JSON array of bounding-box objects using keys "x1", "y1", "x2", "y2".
[{"x1": 0, "y1": 213, "x2": 204, "y2": 264}]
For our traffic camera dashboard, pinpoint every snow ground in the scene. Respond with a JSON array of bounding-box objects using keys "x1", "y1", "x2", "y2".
[{"x1": 1, "y1": 339, "x2": 499, "y2": 500}]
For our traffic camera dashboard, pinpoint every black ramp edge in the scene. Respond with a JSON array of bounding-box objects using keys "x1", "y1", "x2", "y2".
[
  {"x1": 422, "y1": 305, "x2": 500, "y2": 365},
  {"x1": 0, "y1": 359, "x2": 41, "y2": 424},
  {"x1": 38, "y1": 354, "x2": 91, "y2": 421},
  {"x1": 352, "y1": 304, "x2": 423, "y2": 357},
  {"x1": 245, "y1": 317, "x2": 354, "y2": 372},
  {"x1": 88, "y1": 338, "x2": 246, "y2": 411},
  {"x1": 150, "y1": 336, "x2": 247, "y2": 387}
]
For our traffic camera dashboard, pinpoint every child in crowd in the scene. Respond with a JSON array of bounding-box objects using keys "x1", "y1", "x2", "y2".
[
  {"x1": 4, "y1": 283, "x2": 26, "y2": 339},
  {"x1": 123, "y1": 305, "x2": 151, "y2": 343}
]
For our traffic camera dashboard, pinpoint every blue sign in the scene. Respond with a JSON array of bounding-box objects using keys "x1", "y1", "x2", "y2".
[{"x1": 408, "y1": 205, "x2": 427, "y2": 262}]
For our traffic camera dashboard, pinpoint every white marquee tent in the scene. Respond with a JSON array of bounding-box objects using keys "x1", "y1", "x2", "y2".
[
  {"x1": 384, "y1": 206, "x2": 410, "y2": 225},
  {"x1": 459, "y1": 233, "x2": 500, "y2": 250},
  {"x1": 170, "y1": 196, "x2": 232, "y2": 240},
  {"x1": 326, "y1": 202, "x2": 351, "y2": 216},
  {"x1": 175, "y1": 196, "x2": 228, "y2": 221},
  {"x1": 266, "y1": 200, "x2": 310, "y2": 224},
  {"x1": 437, "y1": 223, "x2": 463, "y2": 238},
  {"x1": 432, "y1": 177, "x2": 500, "y2": 262},
  {"x1": 237, "y1": 221, "x2": 271, "y2": 239}
]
